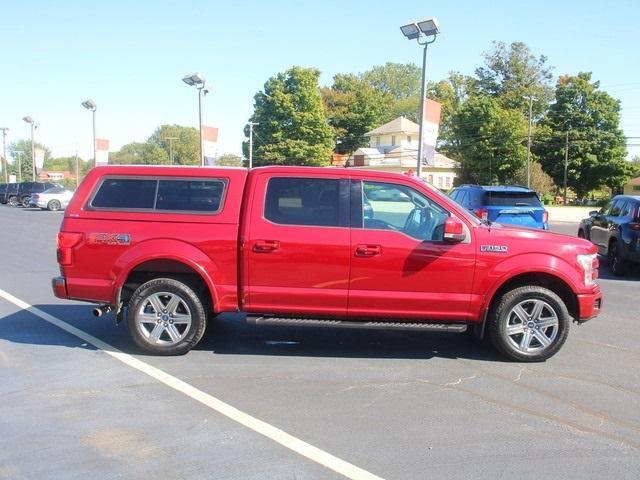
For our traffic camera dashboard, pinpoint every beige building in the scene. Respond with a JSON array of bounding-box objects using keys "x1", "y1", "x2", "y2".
[
  {"x1": 349, "y1": 117, "x2": 458, "y2": 190},
  {"x1": 623, "y1": 176, "x2": 640, "y2": 195}
]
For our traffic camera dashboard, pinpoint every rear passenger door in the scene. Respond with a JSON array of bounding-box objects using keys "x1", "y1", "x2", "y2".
[{"x1": 243, "y1": 174, "x2": 351, "y2": 316}]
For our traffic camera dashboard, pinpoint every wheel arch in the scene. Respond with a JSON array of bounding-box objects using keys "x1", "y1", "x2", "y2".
[
  {"x1": 486, "y1": 271, "x2": 578, "y2": 324},
  {"x1": 112, "y1": 239, "x2": 221, "y2": 314}
]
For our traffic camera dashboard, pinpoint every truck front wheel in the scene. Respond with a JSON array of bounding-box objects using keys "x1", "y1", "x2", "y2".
[
  {"x1": 488, "y1": 286, "x2": 570, "y2": 362},
  {"x1": 127, "y1": 278, "x2": 207, "y2": 355}
]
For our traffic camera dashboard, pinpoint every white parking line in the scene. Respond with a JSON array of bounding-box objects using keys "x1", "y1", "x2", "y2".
[{"x1": 0, "y1": 288, "x2": 384, "y2": 480}]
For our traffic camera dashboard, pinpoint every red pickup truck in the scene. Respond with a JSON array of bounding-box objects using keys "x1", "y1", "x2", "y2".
[{"x1": 52, "y1": 165, "x2": 602, "y2": 361}]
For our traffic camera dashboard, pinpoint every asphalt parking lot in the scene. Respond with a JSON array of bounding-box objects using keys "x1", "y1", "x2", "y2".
[{"x1": 1, "y1": 205, "x2": 639, "y2": 480}]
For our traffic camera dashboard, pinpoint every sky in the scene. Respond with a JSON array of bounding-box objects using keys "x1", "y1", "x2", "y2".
[{"x1": 1, "y1": 0, "x2": 639, "y2": 162}]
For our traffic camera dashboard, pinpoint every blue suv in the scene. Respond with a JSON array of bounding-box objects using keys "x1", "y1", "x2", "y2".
[{"x1": 449, "y1": 185, "x2": 549, "y2": 230}]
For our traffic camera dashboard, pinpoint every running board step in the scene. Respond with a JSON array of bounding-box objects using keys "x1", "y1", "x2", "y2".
[{"x1": 246, "y1": 316, "x2": 467, "y2": 333}]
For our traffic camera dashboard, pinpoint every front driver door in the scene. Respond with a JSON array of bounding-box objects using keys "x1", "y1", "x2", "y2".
[{"x1": 348, "y1": 179, "x2": 476, "y2": 321}]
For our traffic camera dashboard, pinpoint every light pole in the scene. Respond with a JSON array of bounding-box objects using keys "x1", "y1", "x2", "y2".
[
  {"x1": 400, "y1": 17, "x2": 440, "y2": 178},
  {"x1": 81, "y1": 99, "x2": 97, "y2": 166},
  {"x1": 15, "y1": 150, "x2": 24, "y2": 182},
  {"x1": 182, "y1": 73, "x2": 208, "y2": 166},
  {"x1": 0, "y1": 127, "x2": 8, "y2": 183},
  {"x1": 22, "y1": 116, "x2": 36, "y2": 181},
  {"x1": 247, "y1": 121, "x2": 259, "y2": 169},
  {"x1": 524, "y1": 95, "x2": 536, "y2": 188},
  {"x1": 164, "y1": 136, "x2": 178, "y2": 164}
]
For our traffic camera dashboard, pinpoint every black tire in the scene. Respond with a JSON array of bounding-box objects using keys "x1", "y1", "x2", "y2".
[
  {"x1": 47, "y1": 200, "x2": 61, "y2": 211},
  {"x1": 488, "y1": 286, "x2": 570, "y2": 362},
  {"x1": 21, "y1": 196, "x2": 30, "y2": 208},
  {"x1": 127, "y1": 278, "x2": 207, "y2": 355},
  {"x1": 8, "y1": 196, "x2": 18, "y2": 207},
  {"x1": 577, "y1": 229, "x2": 585, "y2": 239},
  {"x1": 608, "y1": 241, "x2": 628, "y2": 276}
]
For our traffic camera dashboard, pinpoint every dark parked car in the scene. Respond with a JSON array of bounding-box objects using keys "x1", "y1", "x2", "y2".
[
  {"x1": 578, "y1": 195, "x2": 640, "y2": 275},
  {"x1": 449, "y1": 185, "x2": 549, "y2": 230},
  {"x1": 8, "y1": 182, "x2": 59, "y2": 207},
  {"x1": 1, "y1": 183, "x2": 18, "y2": 205}
]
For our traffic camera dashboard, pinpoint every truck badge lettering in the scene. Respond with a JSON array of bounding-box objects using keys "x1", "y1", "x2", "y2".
[
  {"x1": 481, "y1": 245, "x2": 508, "y2": 253},
  {"x1": 88, "y1": 233, "x2": 131, "y2": 246}
]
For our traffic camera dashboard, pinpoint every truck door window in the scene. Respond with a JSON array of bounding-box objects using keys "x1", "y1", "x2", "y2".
[
  {"x1": 265, "y1": 177, "x2": 345, "y2": 227},
  {"x1": 361, "y1": 181, "x2": 449, "y2": 241}
]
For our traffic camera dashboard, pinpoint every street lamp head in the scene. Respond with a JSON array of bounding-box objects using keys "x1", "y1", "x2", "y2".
[
  {"x1": 81, "y1": 99, "x2": 97, "y2": 111},
  {"x1": 417, "y1": 18, "x2": 440, "y2": 37},
  {"x1": 23, "y1": 116, "x2": 34, "y2": 124},
  {"x1": 182, "y1": 72, "x2": 205, "y2": 86},
  {"x1": 400, "y1": 23, "x2": 421, "y2": 40}
]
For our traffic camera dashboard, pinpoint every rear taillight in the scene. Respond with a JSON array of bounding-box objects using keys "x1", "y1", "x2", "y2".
[
  {"x1": 629, "y1": 223, "x2": 640, "y2": 231},
  {"x1": 57, "y1": 232, "x2": 83, "y2": 266},
  {"x1": 473, "y1": 208, "x2": 488, "y2": 221},
  {"x1": 542, "y1": 210, "x2": 548, "y2": 224}
]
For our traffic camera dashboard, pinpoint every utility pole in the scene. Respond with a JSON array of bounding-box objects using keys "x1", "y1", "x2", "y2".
[
  {"x1": 563, "y1": 131, "x2": 569, "y2": 206},
  {"x1": 525, "y1": 96, "x2": 536, "y2": 188},
  {"x1": 1, "y1": 127, "x2": 8, "y2": 183},
  {"x1": 164, "y1": 137, "x2": 178, "y2": 164},
  {"x1": 247, "y1": 122, "x2": 259, "y2": 169}
]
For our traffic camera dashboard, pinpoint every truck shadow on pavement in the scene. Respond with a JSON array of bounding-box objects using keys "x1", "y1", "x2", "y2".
[{"x1": 0, "y1": 304, "x2": 504, "y2": 363}]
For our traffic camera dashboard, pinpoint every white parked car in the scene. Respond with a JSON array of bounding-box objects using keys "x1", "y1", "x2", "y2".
[{"x1": 30, "y1": 187, "x2": 74, "y2": 211}]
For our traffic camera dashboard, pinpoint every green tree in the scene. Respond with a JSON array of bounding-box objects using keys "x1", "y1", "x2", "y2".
[
  {"x1": 216, "y1": 153, "x2": 244, "y2": 167},
  {"x1": 109, "y1": 142, "x2": 147, "y2": 164},
  {"x1": 534, "y1": 73, "x2": 630, "y2": 198},
  {"x1": 147, "y1": 124, "x2": 200, "y2": 165},
  {"x1": 362, "y1": 62, "x2": 422, "y2": 100},
  {"x1": 322, "y1": 73, "x2": 391, "y2": 154},
  {"x1": 244, "y1": 66, "x2": 334, "y2": 166},
  {"x1": 8, "y1": 139, "x2": 51, "y2": 181},
  {"x1": 451, "y1": 96, "x2": 528, "y2": 184},
  {"x1": 476, "y1": 41, "x2": 553, "y2": 114}
]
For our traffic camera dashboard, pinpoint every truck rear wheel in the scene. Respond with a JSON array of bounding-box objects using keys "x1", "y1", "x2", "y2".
[
  {"x1": 488, "y1": 286, "x2": 569, "y2": 362},
  {"x1": 127, "y1": 278, "x2": 207, "y2": 355}
]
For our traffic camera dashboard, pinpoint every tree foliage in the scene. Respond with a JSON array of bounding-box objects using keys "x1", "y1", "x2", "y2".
[
  {"x1": 147, "y1": 124, "x2": 200, "y2": 165},
  {"x1": 216, "y1": 153, "x2": 244, "y2": 167},
  {"x1": 534, "y1": 73, "x2": 630, "y2": 198},
  {"x1": 322, "y1": 74, "x2": 391, "y2": 154},
  {"x1": 8, "y1": 139, "x2": 51, "y2": 181},
  {"x1": 476, "y1": 41, "x2": 553, "y2": 114},
  {"x1": 452, "y1": 96, "x2": 528, "y2": 184},
  {"x1": 244, "y1": 66, "x2": 334, "y2": 166}
]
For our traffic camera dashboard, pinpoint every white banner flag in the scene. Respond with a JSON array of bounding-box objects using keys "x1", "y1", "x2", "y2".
[
  {"x1": 202, "y1": 126, "x2": 218, "y2": 166},
  {"x1": 95, "y1": 139, "x2": 109, "y2": 165},
  {"x1": 421, "y1": 98, "x2": 442, "y2": 167},
  {"x1": 34, "y1": 148, "x2": 45, "y2": 174}
]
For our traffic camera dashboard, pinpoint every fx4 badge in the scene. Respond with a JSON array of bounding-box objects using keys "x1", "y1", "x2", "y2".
[
  {"x1": 481, "y1": 245, "x2": 508, "y2": 253},
  {"x1": 88, "y1": 233, "x2": 131, "y2": 246}
]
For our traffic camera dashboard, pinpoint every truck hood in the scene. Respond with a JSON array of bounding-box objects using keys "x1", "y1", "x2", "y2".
[{"x1": 476, "y1": 223, "x2": 597, "y2": 256}]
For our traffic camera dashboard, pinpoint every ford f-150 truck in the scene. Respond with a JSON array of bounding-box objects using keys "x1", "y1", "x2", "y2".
[{"x1": 52, "y1": 165, "x2": 602, "y2": 361}]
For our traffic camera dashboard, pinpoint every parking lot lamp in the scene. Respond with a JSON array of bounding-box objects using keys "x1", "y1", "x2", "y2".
[
  {"x1": 182, "y1": 73, "x2": 208, "y2": 166},
  {"x1": 22, "y1": 116, "x2": 36, "y2": 181},
  {"x1": 81, "y1": 100, "x2": 97, "y2": 167},
  {"x1": 400, "y1": 17, "x2": 440, "y2": 178}
]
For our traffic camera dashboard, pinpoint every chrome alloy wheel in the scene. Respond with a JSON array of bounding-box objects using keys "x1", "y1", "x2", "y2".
[
  {"x1": 135, "y1": 291, "x2": 192, "y2": 346},
  {"x1": 504, "y1": 299, "x2": 559, "y2": 354}
]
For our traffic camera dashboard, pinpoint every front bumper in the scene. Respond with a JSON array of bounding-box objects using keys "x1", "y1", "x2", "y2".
[
  {"x1": 577, "y1": 286, "x2": 603, "y2": 322},
  {"x1": 52, "y1": 276, "x2": 68, "y2": 299}
]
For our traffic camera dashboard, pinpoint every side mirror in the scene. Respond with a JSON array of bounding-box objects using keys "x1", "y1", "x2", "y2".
[{"x1": 444, "y1": 216, "x2": 466, "y2": 243}]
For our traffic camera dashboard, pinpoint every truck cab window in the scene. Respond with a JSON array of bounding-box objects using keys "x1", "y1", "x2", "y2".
[
  {"x1": 265, "y1": 177, "x2": 342, "y2": 227},
  {"x1": 361, "y1": 181, "x2": 449, "y2": 241}
]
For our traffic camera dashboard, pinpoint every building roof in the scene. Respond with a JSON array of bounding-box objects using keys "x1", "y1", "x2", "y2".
[
  {"x1": 365, "y1": 117, "x2": 420, "y2": 136},
  {"x1": 626, "y1": 176, "x2": 640, "y2": 186}
]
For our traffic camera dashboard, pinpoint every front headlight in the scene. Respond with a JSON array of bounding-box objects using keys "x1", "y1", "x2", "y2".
[{"x1": 577, "y1": 253, "x2": 598, "y2": 286}]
